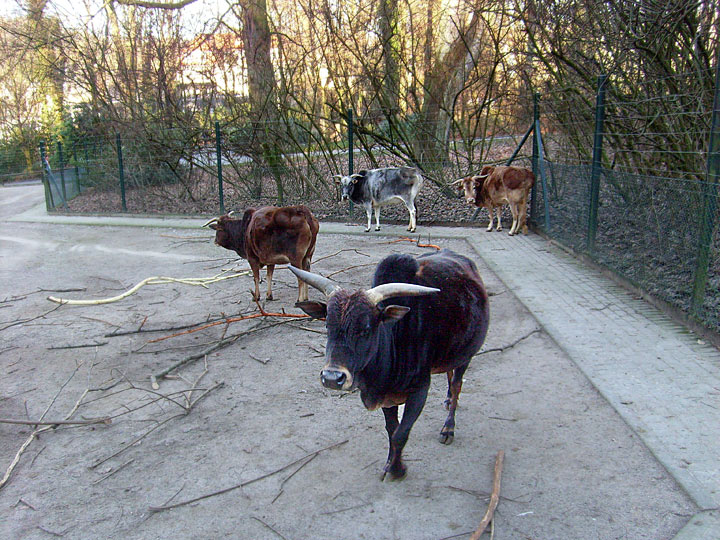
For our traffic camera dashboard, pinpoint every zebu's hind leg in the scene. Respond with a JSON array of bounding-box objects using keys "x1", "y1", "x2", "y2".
[{"x1": 440, "y1": 362, "x2": 470, "y2": 445}]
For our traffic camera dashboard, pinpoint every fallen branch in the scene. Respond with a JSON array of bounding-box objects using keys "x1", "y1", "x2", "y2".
[
  {"x1": 326, "y1": 263, "x2": 376, "y2": 279},
  {"x1": 147, "y1": 306, "x2": 308, "y2": 344},
  {"x1": 313, "y1": 248, "x2": 371, "y2": 263},
  {"x1": 148, "y1": 439, "x2": 348, "y2": 512},
  {"x1": 47, "y1": 271, "x2": 249, "y2": 306},
  {"x1": 0, "y1": 417, "x2": 111, "y2": 427},
  {"x1": 0, "y1": 304, "x2": 62, "y2": 332},
  {"x1": 48, "y1": 341, "x2": 108, "y2": 350},
  {"x1": 1, "y1": 363, "x2": 88, "y2": 490},
  {"x1": 476, "y1": 329, "x2": 540, "y2": 356},
  {"x1": 151, "y1": 319, "x2": 295, "y2": 381},
  {"x1": 386, "y1": 236, "x2": 441, "y2": 250},
  {"x1": 469, "y1": 450, "x2": 504, "y2": 540}
]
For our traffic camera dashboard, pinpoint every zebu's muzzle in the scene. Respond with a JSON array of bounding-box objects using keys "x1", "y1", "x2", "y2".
[
  {"x1": 466, "y1": 197, "x2": 474, "y2": 205},
  {"x1": 320, "y1": 366, "x2": 353, "y2": 391},
  {"x1": 341, "y1": 194, "x2": 349, "y2": 201}
]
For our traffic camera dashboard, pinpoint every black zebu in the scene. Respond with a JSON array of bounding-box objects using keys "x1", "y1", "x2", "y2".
[
  {"x1": 291, "y1": 249, "x2": 489, "y2": 480},
  {"x1": 335, "y1": 167, "x2": 423, "y2": 232}
]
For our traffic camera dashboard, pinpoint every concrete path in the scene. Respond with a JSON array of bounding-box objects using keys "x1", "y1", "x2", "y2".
[{"x1": 5, "y1": 183, "x2": 720, "y2": 538}]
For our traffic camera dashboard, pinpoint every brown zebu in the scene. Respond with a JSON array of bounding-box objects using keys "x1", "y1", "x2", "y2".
[
  {"x1": 291, "y1": 249, "x2": 489, "y2": 480},
  {"x1": 203, "y1": 206, "x2": 319, "y2": 302},
  {"x1": 454, "y1": 165, "x2": 535, "y2": 235}
]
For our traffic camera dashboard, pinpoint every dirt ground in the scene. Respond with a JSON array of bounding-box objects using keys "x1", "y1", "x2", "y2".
[{"x1": 0, "y1": 199, "x2": 696, "y2": 539}]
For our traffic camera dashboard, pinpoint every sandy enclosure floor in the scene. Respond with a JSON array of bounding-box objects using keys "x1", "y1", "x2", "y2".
[{"x1": 0, "y1": 224, "x2": 695, "y2": 539}]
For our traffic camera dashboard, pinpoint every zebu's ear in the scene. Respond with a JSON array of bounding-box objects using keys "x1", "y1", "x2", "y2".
[
  {"x1": 333, "y1": 174, "x2": 344, "y2": 185},
  {"x1": 380, "y1": 305, "x2": 410, "y2": 323},
  {"x1": 295, "y1": 301, "x2": 327, "y2": 319}
]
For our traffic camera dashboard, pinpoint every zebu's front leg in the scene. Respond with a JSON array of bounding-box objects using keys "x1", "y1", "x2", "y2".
[
  {"x1": 364, "y1": 203, "x2": 373, "y2": 232},
  {"x1": 495, "y1": 207, "x2": 503, "y2": 231},
  {"x1": 486, "y1": 205, "x2": 495, "y2": 232},
  {"x1": 381, "y1": 387, "x2": 428, "y2": 481}
]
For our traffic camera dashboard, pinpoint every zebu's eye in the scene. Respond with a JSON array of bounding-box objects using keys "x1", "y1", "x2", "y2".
[{"x1": 358, "y1": 324, "x2": 372, "y2": 339}]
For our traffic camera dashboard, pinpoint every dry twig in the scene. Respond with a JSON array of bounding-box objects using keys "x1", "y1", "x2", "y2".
[
  {"x1": 385, "y1": 236, "x2": 442, "y2": 250},
  {"x1": 0, "y1": 304, "x2": 62, "y2": 332},
  {"x1": 148, "y1": 439, "x2": 348, "y2": 512},
  {"x1": 476, "y1": 329, "x2": 540, "y2": 356},
  {"x1": 469, "y1": 450, "x2": 504, "y2": 540},
  {"x1": 47, "y1": 271, "x2": 249, "y2": 306},
  {"x1": 147, "y1": 305, "x2": 308, "y2": 344}
]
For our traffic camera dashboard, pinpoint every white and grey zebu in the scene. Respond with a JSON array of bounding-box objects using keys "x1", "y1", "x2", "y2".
[{"x1": 335, "y1": 167, "x2": 424, "y2": 232}]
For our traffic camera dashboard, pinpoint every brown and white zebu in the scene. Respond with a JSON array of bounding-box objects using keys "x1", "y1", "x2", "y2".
[
  {"x1": 454, "y1": 165, "x2": 535, "y2": 235},
  {"x1": 290, "y1": 249, "x2": 489, "y2": 480},
  {"x1": 203, "y1": 206, "x2": 319, "y2": 302}
]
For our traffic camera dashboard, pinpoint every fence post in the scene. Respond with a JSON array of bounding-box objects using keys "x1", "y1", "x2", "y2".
[
  {"x1": 530, "y1": 93, "x2": 540, "y2": 225},
  {"x1": 116, "y1": 133, "x2": 127, "y2": 212},
  {"x1": 347, "y1": 108, "x2": 354, "y2": 214},
  {"x1": 57, "y1": 140, "x2": 67, "y2": 204},
  {"x1": 215, "y1": 121, "x2": 225, "y2": 214},
  {"x1": 39, "y1": 141, "x2": 53, "y2": 211},
  {"x1": 84, "y1": 142, "x2": 90, "y2": 184},
  {"x1": 587, "y1": 74, "x2": 607, "y2": 253},
  {"x1": 534, "y1": 117, "x2": 551, "y2": 231},
  {"x1": 691, "y1": 57, "x2": 720, "y2": 315},
  {"x1": 73, "y1": 145, "x2": 80, "y2": 193}
]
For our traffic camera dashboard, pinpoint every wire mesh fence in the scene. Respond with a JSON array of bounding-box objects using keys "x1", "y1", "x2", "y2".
[{"x1": 533, "y1": 68, "x2": 719, "y2": 334}]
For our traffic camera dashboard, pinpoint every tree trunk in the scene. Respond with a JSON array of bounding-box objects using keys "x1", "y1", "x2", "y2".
[
  {"x1": 239, "y1": 0, "x2": 285, "y2": 204},
  {"x1": 417, "y1": 7, "x2": 480, "y2": 167}
]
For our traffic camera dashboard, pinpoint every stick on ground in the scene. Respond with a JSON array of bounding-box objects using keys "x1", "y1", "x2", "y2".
[
  {"x1": 469, "y1": 450, "x2": 504, "y2": 540},
  {"x1": 148, "y1": 439, "x2": 348, "y2": 512}
]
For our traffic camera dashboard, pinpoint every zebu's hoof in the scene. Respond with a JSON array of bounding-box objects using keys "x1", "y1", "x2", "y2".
[
  {"x1": 375, "y1": 226, "x2": 381, "y2": 231},
  {"x1": 381, "y1": 461, "x2": 407, "y2": 481},
  {"x1": 439, "y1": 429, "x2": 455, "y2": 445}
]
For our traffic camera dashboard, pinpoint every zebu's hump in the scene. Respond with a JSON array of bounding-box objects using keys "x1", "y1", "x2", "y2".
[
  {"x1": 397, "y1": 166, "x2": 419, "y2": 184},
  {"x1": 372, "y1": 253, "x2": 420, "y2": 287}
]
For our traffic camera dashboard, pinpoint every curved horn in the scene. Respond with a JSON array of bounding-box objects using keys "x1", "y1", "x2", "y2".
[
  {"x1": 332, "y1": 174, "x2": 344, "y2": 179},
  {"x1": 201, "y1": 217, "x2": 218, "y2": 228},
  {"x1": 450, "y1": 179, "x2": 464, "y2": 186},
  {"x1": 288, "y1": 266, "x2": 341, "y2": 297},
  {"x1": 365, "y1": 283, "x2": 440, "y2": 305},
  {"x1": 228, "y1": 210, "x2": 235, "y2": 217}
]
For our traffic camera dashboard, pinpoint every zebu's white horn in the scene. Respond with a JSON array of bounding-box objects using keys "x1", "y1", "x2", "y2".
[
  {"x1": 202, "y1": 217, "x2": 219, "y2": 227},
  {"x1": 289, "y1": 266, "x2": 341, "y2": 297},
  {"x1": 365, "y1": 283, "x2": 440, "y2": 305}
]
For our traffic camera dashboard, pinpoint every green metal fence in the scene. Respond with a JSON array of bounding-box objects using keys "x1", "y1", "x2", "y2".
[{"x1": 531, "y1": 68, "x2": 719, "y2": 334}]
